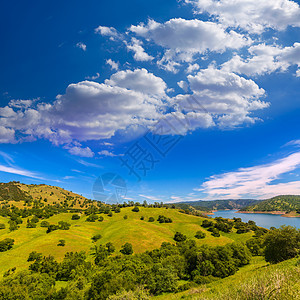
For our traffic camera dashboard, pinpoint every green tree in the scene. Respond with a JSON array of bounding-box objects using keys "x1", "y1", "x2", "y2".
[
  {"x1": 120, "y1": 243, "x2": 133, "y2": 255},
  {"x1": 174, "y1": 232, "x2": 187, "y2": 242},
  {"x1": 264, "y1": 225, "x2": 300, "y2": 263}
]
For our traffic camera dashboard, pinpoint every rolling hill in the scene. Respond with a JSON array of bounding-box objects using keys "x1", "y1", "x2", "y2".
[{"x1": 241, "y1": 195, "x2": 300, "y2": 216}]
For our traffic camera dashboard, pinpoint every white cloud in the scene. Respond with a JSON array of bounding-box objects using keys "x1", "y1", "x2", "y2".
[
  {"x1": 130, "y1": 18, "x2": 251, "y2": 55},
  {"x1": 106, "y1": 59, "x2": 119, "y2": 71},
  {"x1": 0, "y1": 126, "x2": 15, "y2": 143},
  {"x1": 186, "y1": 63, "x2": 200, "y2": 73},
  {"x1": 177, "y1": 80, "x2": 189, "y2": 92},
  {"x1": 186, "y1": 0, "x2": 300, "y2": 33},
  {"x1": 126, "y1": 38, "x2": 154, "y2": 61},
  {"x1": 76, "y1": 42, "x2": 87, "y2": 51},
  {"x1": 0, "y1": 164, "x2": 42, "y2": 179},
  {"x1": 98, "y1": 150, "x2": 120, "y2": 157},
  {"x1": 65, "y1": 145, "x2": 94, "y2": 157},
  {"x1": 285, "y1": 139, "x2": 300, "y2": 147},
  {"x1": 222, "y1": 43, "x2": 300, "y2": 76},
  {"x1": 197, "y1": 151, "x2": 300, "y2": 199},
  {"x1": 180, "y1": 67, "x2": 269, "y2": 127},
  {"x1": 106, "y1": 68, "x2": 167, "y2": 97},
  {"x1": 85, "y1": 73, "x2": 100, "y2": 80},
  {"x1": 95, "y1": 26, "x2": 122, "y2": 40}
]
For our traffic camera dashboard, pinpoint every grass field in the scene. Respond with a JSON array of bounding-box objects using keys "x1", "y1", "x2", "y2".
[{"x1": 0, "y1": 207, "x2": 253, "y2": 276}]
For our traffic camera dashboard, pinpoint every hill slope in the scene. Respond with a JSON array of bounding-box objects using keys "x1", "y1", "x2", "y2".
[
  {"x1": 174, "y1": 199, "x2": 260, "y2": 212},
  {"x1": 241, "y1": 195, "x2": 300, "y2": 216},
  {"x1": 0, "y1": 181, "x2": 91, "y2": 209}
]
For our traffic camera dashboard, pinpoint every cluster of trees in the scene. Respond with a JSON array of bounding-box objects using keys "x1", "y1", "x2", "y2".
[
  {"x1": 157, "y1": 215, "x2": 172, "y2": 223},
  {"x1": 46, "y1": 221, "x2": 71, "y2": 233},
  {"x1": 0, "y1": 239, "x2": 251, "y2": 299},
  {"x1": 0, "y1": 238, "x2": 14, "y2": 252}
]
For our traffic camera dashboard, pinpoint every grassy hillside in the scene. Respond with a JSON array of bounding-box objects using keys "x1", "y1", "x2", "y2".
[
  {"x1": 0, "y1": 207, "x2": 253, "y2": 276},
  {"x1": 174, "y1": 199, "x2": 260, "y2": 212},
  {"x1": 242, "y1": 195, "x2": 300, "y2": 215},
  {"x1": 0, "y1": 181, "x2": 93, "y2": 209}
]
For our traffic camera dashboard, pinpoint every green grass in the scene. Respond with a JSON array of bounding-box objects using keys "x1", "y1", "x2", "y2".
[{"x1": 0, "y1": 207, "x2": 252, "y2": 276}]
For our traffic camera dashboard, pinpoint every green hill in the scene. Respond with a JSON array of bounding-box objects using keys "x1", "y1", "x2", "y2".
[
  {"x1": 174, "y1": 199, "x2": 260, "y2": 212},
  {"x1": 241, "y1": 195, "x2": 300, "y2": 216}
]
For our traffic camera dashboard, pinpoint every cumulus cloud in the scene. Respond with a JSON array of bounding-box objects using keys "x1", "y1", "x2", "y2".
[
  {"x1": 106, "y1": 59, "x2": 119, "y2": 71},
  {"x1": 85, "y1": 73, "x2": 100, "y2": 80},
  {"x1": 106, "y1": 68, "x2": 167, "y2": 97},
  {"x1": 222, "y1": 43, "x2": 300, "y2": 76},
  {"x1": 0, "y1": 69, "x2": 169, "y2": 148},
  {"x1": 186, "y1": 0, "x2": 300, "y2": 33},
  {"x1": 197, "y1": 151, "x2": 300, "y2": 199},
  {"x1": 130, "y1": 18, "x2": 250, "y2": 55},
  {"x1": 126, "y1": 38, "x2": 154, "y2": 61},
  {"x1": 65, "y1": 144, "x2": 94, "y2": 157},
  {"x1": 181, "y1": 67, "x2": 269, "y2": 127}
]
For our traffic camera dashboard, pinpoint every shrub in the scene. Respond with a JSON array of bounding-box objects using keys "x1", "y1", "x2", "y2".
[
  {"x1": 174, "y1": 232, "x2": 187, "y2": 242},
  {"x1": 27, "y1": 251, "x2": 42, "y2": 262},
  {"x1": 108, "y1": 212, "x2": 113, "y2": 217},
  {"x1": 140, "y1": 216, "x2": 144, "y2": 220},
  {"x1": 98, "y1": 216, "x2": 104, "y2": 222},
  {"x1": 71, "y1": 214, "x2": 80, "y2": 220},
  {"x1": 123, "y1": 215, "x2": 128, "y2": 220},
  {"x1": 57, "y1": 240, "x2": 66, "y2": 246},
  {"x1": 0, "y1": 223, "x2": 6, "y2": 229},
  {"x1": 40, "y1": 221, "x2": 50, "y2": 227},
  {"x1": 195, "y1": 231, "x2": 206, "y2": 239},
  {"x1": 120, "y1": 242, "x2": 133, "y2": 255},
  {"x1": 132, "y1": 206, "x2": 139, "y2": 212},
  {"x1": 92, "y1": 234, "x2": 102, "y2": 242},
  {"x1": 0, "y1": 238, "x2": 14, "y2": 252},
  {"x1": 148, "y1": 217, "x2": 154, "y2": 222},
  {"x1": 58, "y1": 221, "x2": 71, "y2": 230},
  {"x1": 86, "y1": 214, "x2": 98, "y2": 222}
]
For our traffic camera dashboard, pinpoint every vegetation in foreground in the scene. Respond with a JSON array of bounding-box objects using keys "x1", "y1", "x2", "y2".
[{"x1": 0, "y1": 182, "x2": 299, "y2": 299}]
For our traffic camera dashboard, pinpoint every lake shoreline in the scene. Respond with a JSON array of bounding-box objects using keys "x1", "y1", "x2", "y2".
[{"x1": 208, "y1": 210, "x2": 300, "y2": 218}]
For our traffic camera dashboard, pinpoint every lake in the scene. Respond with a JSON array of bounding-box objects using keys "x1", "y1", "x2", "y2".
[{"x1": 211, "y1": 210, "x2": 300, "y2": 229}]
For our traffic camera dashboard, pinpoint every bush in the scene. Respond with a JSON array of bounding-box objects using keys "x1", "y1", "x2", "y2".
[
  {"x1": 58, "y1": 221, "x2": 71, "y2": 230},
  {"x1": 120, "y1": 243, "x2": 133, "y2": 255},
  {"x1": 27, "y1": 251, "x2": 42, "y2": 262},
  {"x1": 157, "y1": 215, "x2": 172, "y2": 223},
  {"x1": 123, "y1": 215, "x2": 128, "y2": 220},
  {"x1": 98, "y1": 216, "x2": 104, "y2": 222},
  {"x1": 108, "y1": 212, "x2": 113, "y2": 217},
  {"x1": 132, "y1": 206, "x2": 139, "y2": 212},
  {"x1": 0, "y1": 223, "x2": 5, "y2": 229},
  {"x1": 264, "y1": 225, "x2": 300, "y2": 263},
  {"x1": 174, "y1": 232, "x2": 187, "y2": 242},
  {"x1": 148, "y1": 217, "x2": 154, "y2": 222},
  {"x1": 92, "y1": 234, "x2": 102, "y2": 242},
  {"x1": 71, "y1": 214, "x2": 80, "y2": 220},
  {"x1": 46, "y1": 224, "x2": 59, "y2": 233},
  {"x1": 57, "y1": 240, "x2": 66, "y2": 246},
  {"x1": 195, "y1": 231, "x2": 206, "y2": 239},
  {"x1": 0, "y1": 238, "x2": 14, "y2": 252},
  {"x1": 40, "y1": 221, "x2": 50, "y2": 227},
  {"x1": 140, "y1": 216, "x2": 144, "y2": 220},
  {"x1": 86, "y1": 214, "x2": 98, "y2": 222}
]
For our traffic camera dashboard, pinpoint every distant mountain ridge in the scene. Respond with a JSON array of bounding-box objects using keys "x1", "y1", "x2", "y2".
[
  {"x1": 173, "y1": 199, "x2": 261, "y2": 211},
  {"x1": 241, "y1": 195, "x2": 300, "y2": 213}
]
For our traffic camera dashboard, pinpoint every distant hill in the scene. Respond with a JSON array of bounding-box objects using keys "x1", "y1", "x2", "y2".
[
  {"x1": 0, "y1": 181, "x2": 91, "y2": 209},
  {"x1": 241, "y1": 195, "x2": 300, "y2": 214},
  {"x1": 174, "y1": 199, "x2": 261, "y2": 212}
]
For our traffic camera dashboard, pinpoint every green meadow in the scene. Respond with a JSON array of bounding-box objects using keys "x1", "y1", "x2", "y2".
[{"x1": 0, "y1": 207, "x2": 252, "y2": 276}]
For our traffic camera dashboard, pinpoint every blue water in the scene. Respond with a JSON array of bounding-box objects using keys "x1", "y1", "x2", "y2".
[{"x1": 211, "y1": 210, "x2": 300, "y2": 229}]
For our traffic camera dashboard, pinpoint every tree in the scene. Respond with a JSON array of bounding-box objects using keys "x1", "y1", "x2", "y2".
[
  {"x1": 195, "y1": 231, "x2": 206, "y2": 239},
  {"x1": 28, "y1": 251, "x2": 42, "y2": 262},
  {"x1": 264, "y1": 225, "x2": 300, "y2": 263},
  {"x1": 71, "y1": 214, "x2": 80, "y2": 220},
  {"x1": 98, "y1": 216, "x2": 104, "y2": 222},
  {"x1": 173, "y1": 232, "x2": 187, "y2": 242},
  {"x1": 58, "y1": 221, "x2": 71, "y2": 230},
  {"x1": 148, "y1": 217, "x2": 154, "y2": 222},
  {"x1": 120, "y1": 243, "x2": 133, "y2": 255},
  {"x1": 0, "y1": 223, "x2": 6, "y2": 229},
  {"x1": 0, "y1": 238, "x2": 14, "y2": 252},
  {"x1": 40, "y1": 220, "x2": 50, "y2": 227},
  {"x1": 132, "y1": 206, "x2": 139, "y2": 212},
  {"x1": 92, "y1": 234, "x2": 102, "y2": 242},
  {"x1": 57, "y1": 240, "x2": 66, "y2": 246}
]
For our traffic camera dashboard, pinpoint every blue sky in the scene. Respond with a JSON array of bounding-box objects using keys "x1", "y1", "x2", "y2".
[{"x1": 0, "y1": 0, "x2": 300, "y2": 203}]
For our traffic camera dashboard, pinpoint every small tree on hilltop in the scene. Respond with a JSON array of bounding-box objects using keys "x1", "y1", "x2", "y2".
[{"x1": 120, "y1": 242, "x2": 133, "y2": 255}]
